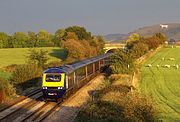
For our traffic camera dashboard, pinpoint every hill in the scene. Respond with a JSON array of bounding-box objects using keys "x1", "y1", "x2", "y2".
[
  {"x1": 103, "y1": 33, "x2": 128, "y2": 43},
  {"x1": 103, "y1": 23, "x2": 180, "y2": 42},
  {"x1": 134, "y1": 23, "x2": 180, "y2": 41}
]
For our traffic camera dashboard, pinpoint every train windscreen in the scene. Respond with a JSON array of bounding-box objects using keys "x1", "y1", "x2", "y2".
[{"x1": 46, "y1": 74, "x2": 61, "y2": 82}]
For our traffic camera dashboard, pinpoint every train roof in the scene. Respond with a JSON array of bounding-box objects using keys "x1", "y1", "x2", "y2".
[{"x1": 44, "y1": 53, "x2": 113, "y2": 74}]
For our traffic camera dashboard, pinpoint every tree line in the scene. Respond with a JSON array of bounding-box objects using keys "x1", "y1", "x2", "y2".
[{"x1": 0, "y1": 26, "x2": 104, "y2": 59}]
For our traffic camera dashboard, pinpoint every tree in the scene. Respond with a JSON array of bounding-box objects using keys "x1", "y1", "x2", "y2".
[
  {"x1": 36, "y1": 29, "x2": 53, "y2": 47},
  {"x1": 27, "y1": 49, "x2": 49, "y2": 67},
  {"x1": 90, "y1": 36, "x2": 105, "y2": 54},
  {"x1": 65, "y1": 26, "x2": 92, "y2": 40},
  {"x1": 110, "y1": 49, "x2": 135, "y2": 74},
  {"x1": 0, "y1": 32, "x2": 9, "y2": 48},
  {"x1": 130, "y1": 42, "x2": 149, "y2": 59},
  {"x1": 153, "y1": 33, "x2": 167, "y2": 44},
  {"x1": 61, "y1": 39, "x2": 86, "y2": 60},
  {"x1": 11, "y1": 32, "x2": 28, "y2": 48},
  {"x1": 64, "y1": 32, "x2": 78, "y2": 40},
  {"x1": 126, "y1": 33, "x2": 143, "y2": 49},
  {"x1": 53, "y1": 29, "x2": 66, "y2": 46},
  {"x1": 145, "y1": 37, "x2": 159, "y2": 50},
  {"x1": 27, "y1": 31, "x2": 37, "y2": 47}
]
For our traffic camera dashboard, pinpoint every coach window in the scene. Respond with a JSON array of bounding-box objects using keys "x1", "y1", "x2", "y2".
[
  {"x1": 88, "y1": 64, "x2": 93, "y2": 75},
  {"x1": 76, "y1": 67, "x2": 86, "y2": 81},
  {"x1": 95, "y1": 61, "x2": 99, "y2": 71},
  {"x1": 68, "y1": 73, "x2": 74, "y2": 88}
]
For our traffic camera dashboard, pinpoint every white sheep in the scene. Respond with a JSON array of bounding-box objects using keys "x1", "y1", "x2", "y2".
[
  {"x1": 162, "y1": 57, "x2": 165, "y2": 60},
  {"x1": 147, "y1": 64, "x2": 152, "y2": 67},
  {"x1": 176, "y1": 65, "x2": 179, "y2": 69},
  {"x1": 169, "y1": 58, "x2": 175, "y2": 61},
  {"x1": 164, "y1": 64, "x2": 170, "y2": 68},
  {"x1": 156, "y1": 65, "x2": 160, "y2": 68}
]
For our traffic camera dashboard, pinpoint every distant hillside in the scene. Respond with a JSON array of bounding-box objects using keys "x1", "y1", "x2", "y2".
[
  {"x1": 104, "y1": 23, "x2": 180, "y2": 42},
  {"x1": 133, "y1": 23, "x2": 180, "y2": 41},
  {"x1": 103, "y1": 33, "x2": 128, "y2": 43}
]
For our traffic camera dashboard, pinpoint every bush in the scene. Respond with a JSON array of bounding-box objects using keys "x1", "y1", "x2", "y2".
[
  {"x1": 123, "y1": 92, "x2": 155, "y2": 122},
  {"x1": 11, "y1": 64, "x2": 42, "y2": 89},
  {"x1": 27, "y1": 49, "x2": 48, "y2": 67},
  {"x1": 0, "y1": 77, "x2": 16, "y2": 102}
]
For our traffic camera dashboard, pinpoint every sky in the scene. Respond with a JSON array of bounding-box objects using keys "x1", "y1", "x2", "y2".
[{"x1": 0, "y1": 0, "x2": 180, "y2": 35}]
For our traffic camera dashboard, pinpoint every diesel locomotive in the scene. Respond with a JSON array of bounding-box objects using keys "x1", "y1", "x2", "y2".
[{"x1": 42, "y1": 53, "x2": 113, "y2": 101}]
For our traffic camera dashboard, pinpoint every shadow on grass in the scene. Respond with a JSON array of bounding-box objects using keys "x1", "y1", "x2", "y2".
[{"x1": 49, "y1": 49, "x2": 68, "y2": 61}]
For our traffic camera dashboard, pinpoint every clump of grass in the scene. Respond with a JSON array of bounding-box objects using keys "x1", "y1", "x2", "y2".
[{"x1": 0, "y1": 69, "x2": 12, "y2": 80}]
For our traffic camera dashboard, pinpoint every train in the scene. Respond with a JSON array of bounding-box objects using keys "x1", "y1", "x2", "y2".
[{"x1": 41, "y1": 52, "x2": 113, "y2": 101}]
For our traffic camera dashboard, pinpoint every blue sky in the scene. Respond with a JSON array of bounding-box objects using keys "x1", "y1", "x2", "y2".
[{"x1": 0, "y1": 0, "x2": 180, "y2": 35}]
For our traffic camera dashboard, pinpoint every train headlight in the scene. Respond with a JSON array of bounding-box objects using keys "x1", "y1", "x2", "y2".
[
  {"x1": 42, "y1": 87, "x2": 47, "y2": 89},
  {"x1": 58, "y1": 87, "x2": 63, "y2": 89}
]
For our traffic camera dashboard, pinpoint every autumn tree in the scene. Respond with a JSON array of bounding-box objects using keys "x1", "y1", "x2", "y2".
[
  {"x1": 153, "y1": 33, "x2": 167, "y2": 44},
  {"x1": 61, "y1": 39, "x2": 86, "y2": 60},
  {"x1": 130, "y1": 42, "x2": 149, "y2": 59},
  {"x1": 145, "y1": 37, "x2": 159, "y2": 50},
  {"x1": 65, "y1": 26, "x2": 92, "y2": 40}
]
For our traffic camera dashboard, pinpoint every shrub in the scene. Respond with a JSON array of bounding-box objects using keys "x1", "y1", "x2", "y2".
[
  {"x1": 0, "y1": 77, "x2": 16, "y2": 102},
  {"x1": 11, "y1": 64, "x2": 42, "y2": 89},
  {"x1": 27, "y1": 49, "x2": 48, "y2": 67},
  {"x1": 123, "y1": 92, "x2": 155, "y2": 122}
]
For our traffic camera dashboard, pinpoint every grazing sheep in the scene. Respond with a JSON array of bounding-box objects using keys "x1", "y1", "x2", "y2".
[
  {"x1": 176, "y1": 65, "x2": 179, "y2": 69},
  {"x1": 164, "y1": 64, "x2": 170, "y2": 68},
  {"x1": 147, "y1": 64, "x2": 152, "y2": 67},
  {"x1": 162, "y1": 57, "x2": 165, "y2": 60},
  {"x1": 156, "y1": 65, "x2": 160, "y2": 68},
  {"x1": 169, "y1": 58, "x2": 175, "y2": 61}
]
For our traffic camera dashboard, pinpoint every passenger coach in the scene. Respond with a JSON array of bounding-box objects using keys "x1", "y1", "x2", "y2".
[{"x1": 42, "y1": 53, "x2": 113, "y2": 101}]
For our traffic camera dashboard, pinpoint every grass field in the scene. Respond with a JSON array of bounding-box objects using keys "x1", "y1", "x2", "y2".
[
  {"x1": 0, "y1": 47, "x2": 67, "y2": 80},
  {"x1": 0, "y1": 47, "x2": 66, "y2": 68},
  {"x1": 140, "y1": 47, "x2": 180, "y2": 121}
]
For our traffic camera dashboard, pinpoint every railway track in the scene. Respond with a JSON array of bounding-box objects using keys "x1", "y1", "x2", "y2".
[{"x1": 0, "y1": 88, "x2": 64, "y2": 122}]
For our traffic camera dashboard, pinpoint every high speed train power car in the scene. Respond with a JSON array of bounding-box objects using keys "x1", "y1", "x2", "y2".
[{"x1": 42, "y1": 53, "x2": 113, "y2": 101}]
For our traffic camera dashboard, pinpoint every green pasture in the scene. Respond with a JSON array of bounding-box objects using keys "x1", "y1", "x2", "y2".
[
  {"x1": 140, "y1": 47, "x2": 180, "y2": 121},
  {"x1": 0, "y1": 47, "x2": 66, "y2": 79},
  {"x1": 0, "y1": 47, "x2": 66, "y2": 68}
]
